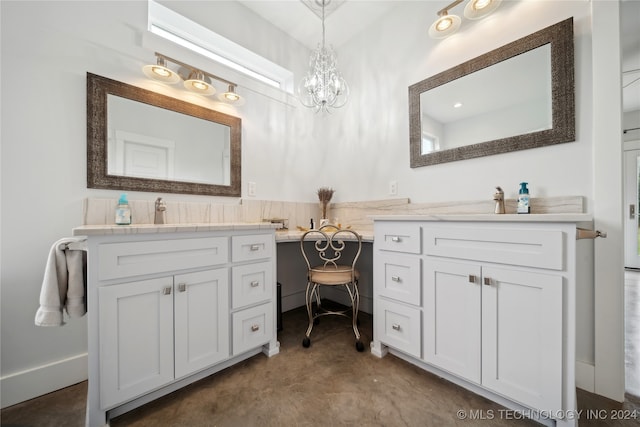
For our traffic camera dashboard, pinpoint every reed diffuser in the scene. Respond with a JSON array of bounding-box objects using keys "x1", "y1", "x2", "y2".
[{"x1": 317, "y1": 187, "x2": 334, "y2": 221}]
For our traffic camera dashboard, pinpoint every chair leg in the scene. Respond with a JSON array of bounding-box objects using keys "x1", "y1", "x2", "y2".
[
  {"x1": 345, "y1": 281, "x2": 364, "y2": 352},
  {"x1": 303, "y1": 281, "x2": 317, "y2": 348}
]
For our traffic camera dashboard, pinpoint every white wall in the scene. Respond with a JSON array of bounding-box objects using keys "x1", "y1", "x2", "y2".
[
  {"x1": 1, "y1": 0, "x2": 623, "y2": 407},
  {"x1": 0, "y1": 0, "x2": 316, "y2": 407},
  {"x1": 329, "y1": 1, "x2": 594, "y2": 206}
]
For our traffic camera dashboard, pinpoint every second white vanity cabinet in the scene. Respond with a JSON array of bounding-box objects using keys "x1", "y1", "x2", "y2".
[
  {"x1": 77, "y1": 225, "x2": 279, "y2": 427},
  {"x1": 371, "y1": 216, "x2": 591, "y2": 427}
]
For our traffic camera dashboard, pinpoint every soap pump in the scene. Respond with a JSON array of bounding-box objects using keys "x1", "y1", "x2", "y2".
[
  {"x1": 517, "y1": 182, "x2": 530, "y2": 214},
  {"x1": 493, "y1": 186, "x2": 505, "y2": 214},
  {"x1": 115, "y1": 193, "x2": 132, "y2": 225}
]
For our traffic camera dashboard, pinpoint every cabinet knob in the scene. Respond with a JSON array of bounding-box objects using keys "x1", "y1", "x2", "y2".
[
  {"x1": 468, "y1": 275, "x2": 477, "y2": 284},
  {"x1": 178, "y1": 283, "x2": 186, "y2": 292},
  {"x1": 391, "y1": 275, "x2": 401, "y2": 282},
  {"x1": 483, "y1": 277, "x2": 492, "y2": 286},
  {"x1": 163, "y1": 286, "x2": 172, "y2": 295},
  {"x1": 391, "y1": 236, "x2": 401, "y2": 242},
  {"x1": 250, "y1": 280, "x2": 260, "y2": 287},
  {"x1": 391, "y1": 323, "x2": 401, "y2": 331},
  {"x1": 250, "y1": 244, "x2": 260, "y2": 251},
  {"x1": 251, "y1": 324, "x2": 260, "y2": 332}
]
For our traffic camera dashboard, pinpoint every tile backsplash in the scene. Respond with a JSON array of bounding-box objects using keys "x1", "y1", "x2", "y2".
[{"x1": 83, "y1": 195, "x2": 584, "y2": 230}]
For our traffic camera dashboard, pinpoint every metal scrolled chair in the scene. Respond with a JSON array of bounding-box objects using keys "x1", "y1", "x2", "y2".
[{"x1": 300, "y1": 224, "x2": 364, "y2": 352}]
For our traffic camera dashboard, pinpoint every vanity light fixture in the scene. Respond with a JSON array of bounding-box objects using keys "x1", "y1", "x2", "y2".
[
  {"x1": 298, "y1": 0, "x2": 349, "y2": 113},
  {"x1": 142, "y1": 55, "x2": 180, "y2": 84},
  {"x1": 429, "y1": 0, "x2": 502, "y2": 39},
  {"x1": 142, "y1": 53, "x2": 244, "y2": 104},
  {"x1": 218, "y1": 85, "x2": 245, "y2": 105}
]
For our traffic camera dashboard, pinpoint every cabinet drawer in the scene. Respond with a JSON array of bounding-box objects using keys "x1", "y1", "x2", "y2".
[
  {"x1": 232, "y1": 302, "x2": 274, "y2": 355},
  {"x1": 232, "y1": 234, "x2": 273, "y2": 263},
  {"x1": 376, "y1": 298, "x2": 421, "y2": 358},
  {"x1": 375, "y1": 223, "x2": 421, "y2": 254},
  {"x1": 232, "y1": 261, "x2": 273, "y2": 309},
  {"x1": 375, "y1": 253, "x2": 421, "y2": 306},
  {"x1": 98, "y1": 237, "x2": 228, "y2": 281},
  {"x1": 424, "y1": 227, "x2": 563, "y2": 270}
]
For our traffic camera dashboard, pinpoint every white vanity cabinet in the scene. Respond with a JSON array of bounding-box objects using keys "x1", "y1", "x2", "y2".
[
  {"x1": 371, "y1": 216, "x2": 591, "y2": 427},
  {"x1": 77, "y1": 225, "x2": 279, "y2": 427},
  {"x1": 99, "y1": 268, "x2": 230, "y2": 409}
]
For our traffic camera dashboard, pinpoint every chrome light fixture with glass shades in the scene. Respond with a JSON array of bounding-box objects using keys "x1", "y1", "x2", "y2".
[
  {"x1": 142, "y1": 52, "x2": 245, "y2": 105},
  {"x1": 429, "y1": 0, "x2": 502, "y2": 39},
  {"x1": 298, "y1": 0, "x2": 349, "y2": 113}
]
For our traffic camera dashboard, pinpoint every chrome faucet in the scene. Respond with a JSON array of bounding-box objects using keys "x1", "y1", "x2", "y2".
[
  {"x1": 154, "y1": 197, "x2": 167, "y2": 224},
  {"x1": 493, "y1": 187, "x2": 505, "y2": 214}
]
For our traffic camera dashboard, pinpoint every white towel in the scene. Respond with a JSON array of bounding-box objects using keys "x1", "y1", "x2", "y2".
[{"x1": 35, "y1": 237, "x2": 87, "y2": 326}]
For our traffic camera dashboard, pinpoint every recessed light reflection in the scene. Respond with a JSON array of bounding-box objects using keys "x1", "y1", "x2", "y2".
[{"x1": 454, "y1": 102, "x2": 463, "y2": 108}]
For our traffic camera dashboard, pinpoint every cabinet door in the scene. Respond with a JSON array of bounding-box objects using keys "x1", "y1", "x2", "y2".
[
  {"x1": 174, "y1": 269, "x2": 230, "y2": 379},
  {"x1": 99, "y1": 277, "x2": 174, "y2": 409},
  {"x1": 481, "y1": 266, "x2": 562, "y2": 411},
  {"x1": 423, "y1": 260, "x2": 481, "y2": 383}
]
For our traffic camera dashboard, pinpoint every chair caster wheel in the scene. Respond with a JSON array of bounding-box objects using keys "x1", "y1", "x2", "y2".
[
  {"x1": 356, "y1": 341, "x2": 365, "y2": 352},
  {"x1": 302, "y1": 337, "x2": 311, "y2": 348}
]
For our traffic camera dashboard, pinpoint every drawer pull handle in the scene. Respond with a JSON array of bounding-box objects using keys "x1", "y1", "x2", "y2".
[
  {"x1": 163, "y1": 286, "x2": 172, "y2": 295},
  {"x1": 392, "y1": 323, "x2": 401, "y2": 331},
  {"x1": 391, "y1": 276, "x2": 401, "y2": 282},
  {"x1": 391, "y1": 236, "x2": 401, "y2": 242},
  {"x1": 178, "y1": 283, "x2": 186, "y2": 292},
  {"x1": 250, "y1": 280, "x2": 260, "y2": 287},
  {"x1": 468, "y1": 275, "x2": 477, "y2": 284},
  {"x1": 251, "y1": 324, "x2": 260, "y2": 332},
  {"x1": 250, "y1": 244, "x2": 261, "y2": 251},
  {"x1": 484, "y1": 277, "x2": 492, "y2": 286}
]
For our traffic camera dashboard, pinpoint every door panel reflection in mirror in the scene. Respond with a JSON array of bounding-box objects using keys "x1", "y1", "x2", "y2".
[
  {"x1": 409, "y1": 18, "x2": 574, "y2": 167},
  {"x1": 87, "y1": 73, "x2": 241, "y2": 197},
  {"x1": 420, "y1": 44, "x2": 551, "y2": 154},
  {"x1": 107, "y1": 95, "x2": 230, "y2": 186}
]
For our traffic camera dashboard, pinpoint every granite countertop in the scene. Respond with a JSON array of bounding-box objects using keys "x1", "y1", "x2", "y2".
[
  {"x1": 369, "y1": 213, "x2": 593, "y2": 223},
  {"x1": 275, "y1": 229, "x2": 374, "y2": 242},
  {"x1": 73, "y1": 222, "x2": 280, "y2": 236}
]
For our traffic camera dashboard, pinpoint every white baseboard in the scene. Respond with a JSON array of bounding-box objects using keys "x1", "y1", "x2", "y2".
[
  {"x1": 1, "y1": 353, "x2": 88, "y2": 409},
  {"x1": 576, "y1": 360, "x2": 595, "y2": 393}
]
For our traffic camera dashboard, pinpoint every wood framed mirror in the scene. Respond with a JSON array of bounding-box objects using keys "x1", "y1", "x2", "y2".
[
  {"x1": 87, "y1": 73, "x2": 241, "y2": 196},
  {"x1": 409, "y1": 18, "x2": 574, "y2": 167}
]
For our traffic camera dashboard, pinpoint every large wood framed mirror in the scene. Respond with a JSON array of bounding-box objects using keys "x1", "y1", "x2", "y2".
[
  {"x1": 409, "y1": 18, "x2": 574, "y2": 167},
  {"x1": 87, "y1": 73, "x2": 241, "y2": 196}
]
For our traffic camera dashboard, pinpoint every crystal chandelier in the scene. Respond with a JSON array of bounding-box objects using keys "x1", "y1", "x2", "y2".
[{"x1": 297, "y1": 0, "x2": 349, "y2": 112}]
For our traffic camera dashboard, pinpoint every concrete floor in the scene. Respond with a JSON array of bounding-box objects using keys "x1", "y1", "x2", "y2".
[{"x1": 2, "y1": 306, "x2": 639, "y2": 427}]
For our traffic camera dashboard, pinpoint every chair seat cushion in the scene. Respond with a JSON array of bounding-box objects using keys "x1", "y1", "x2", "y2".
[{"x1": 309, "y1": 265, "x2": 359, "y2": 285}]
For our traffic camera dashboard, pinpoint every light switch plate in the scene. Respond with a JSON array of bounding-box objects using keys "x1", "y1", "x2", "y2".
[{"x1": 248, "y1": 182, "x2": 256, "y2": 197}]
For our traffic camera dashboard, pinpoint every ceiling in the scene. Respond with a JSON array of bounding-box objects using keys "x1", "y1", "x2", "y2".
[
  {"x1": 237, "y1": 0, "x2": 639, "y2": 112},
  {"x1": 236, "y1": 0, "x2": 397, "y2": 50}
]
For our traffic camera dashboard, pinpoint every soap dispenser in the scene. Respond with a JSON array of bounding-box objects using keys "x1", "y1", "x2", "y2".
[
  {"x1": 517, "y1": 182, "x2": 530, "y2": 214},
  {"x1": 115, "y1": 193, "x2": 132, "y2": 225}
]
